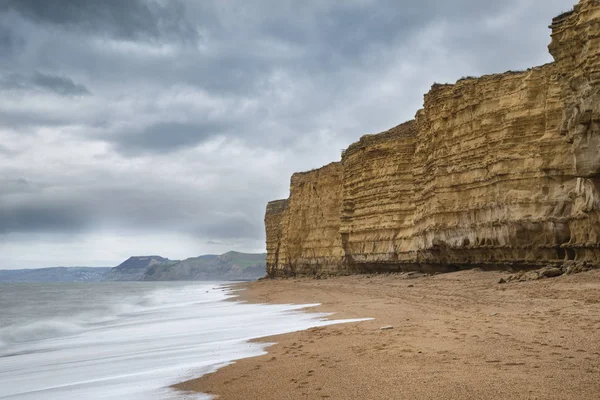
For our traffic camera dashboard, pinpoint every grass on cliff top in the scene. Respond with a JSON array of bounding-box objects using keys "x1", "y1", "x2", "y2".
[{"x1": 553, "y1": 7, "x2": 576, "y2": 22}]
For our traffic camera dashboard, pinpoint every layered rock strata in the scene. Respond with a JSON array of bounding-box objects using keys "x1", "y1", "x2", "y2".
[
  {"x1": 549, "y1": 1, "x2": 600, "y2": 262},
  {"x1": 265, "y1": 199, "x2": 288, "y2": 277},
  {"x1": 267, "y1": 163, "x2": 346, "y2": 276},
  {"x1": 265, "y1": 0, "x2": 600, "y2": 277},
  {"x1": 340, "y1": 121, "x2": 417, "y2": 271}
]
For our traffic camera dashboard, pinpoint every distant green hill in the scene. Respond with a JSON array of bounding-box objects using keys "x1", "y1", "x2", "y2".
[
  {"x1": 141, "y1": 251, "x2": 266, "y2": 281},
  {"x1": 0, "y1": 252, "x2": 267, "y2": 283},
  {"x1": 103, "y1": 256, "x2": 178, "y2": 281}
]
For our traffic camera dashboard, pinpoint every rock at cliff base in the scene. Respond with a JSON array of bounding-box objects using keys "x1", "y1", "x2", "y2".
[{"x1": 539, "y1": 267, "x2": 564, "y2": 279}]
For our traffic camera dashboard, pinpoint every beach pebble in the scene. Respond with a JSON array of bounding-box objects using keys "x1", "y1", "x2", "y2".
[{"x1": 380, "y1": 325, "x2": 394, "y2": 331}]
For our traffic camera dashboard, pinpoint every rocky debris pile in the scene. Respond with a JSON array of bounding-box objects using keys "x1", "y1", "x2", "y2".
[{"x1": 499, "y1": 262, "x2": 595, "y2": 283}]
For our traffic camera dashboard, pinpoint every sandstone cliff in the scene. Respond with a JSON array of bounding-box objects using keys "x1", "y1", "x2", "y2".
[
  {"x1": 267, "y1": 162, "x2": 346, "y2": 276},
  {"x1": 340, "y1": 121, "x2": 417, "y2": 271},
  {"x1": 265, "y1": 0, "x2": 600, "y2": 277},
  {"x1": 265, "y1": 199, "x2": 289, "y2": 277}
]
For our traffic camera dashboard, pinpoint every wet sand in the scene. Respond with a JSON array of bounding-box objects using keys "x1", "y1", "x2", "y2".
[{"x1": 175, "y1": 269, "x2": 600, "y2": 399}]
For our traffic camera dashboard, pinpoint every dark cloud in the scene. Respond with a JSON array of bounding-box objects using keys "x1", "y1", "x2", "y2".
[
  {"x1": 0, "y1": 178, "x2": 265, "y2": 242},
  {"x1": 1, "y1": 0, "x2": 197, "y2": 42},
  {"x1": 0, "y1": 110, "x2": 75, "y2": 130},
  {"x1": 113, "y1": 121, "x2": 228, "y2": 155},
  {"x1": 0, "y1": 178, "x2": 37, "y2": 194},
  {"x1": 0, "y1": 145, "x2": 17, "y2": 156},
  {"x1": 0, "y1": 24, "x2": 22, "y2": 53},
  {"x1": 0, "y1": 72, "x2": 90, "y2": 96},
  {"x1": 190, "y1": 216, "x2": 264, "y2": 240},
  {"x1": 31, "y1": 72, "x2": 90, "y2": 96},
  {"x1": 0, "y1": 200, "x2": 91, "y2": 234}
]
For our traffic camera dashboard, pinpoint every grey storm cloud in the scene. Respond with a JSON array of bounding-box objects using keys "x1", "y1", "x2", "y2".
[
  {"x1": 1, "y1": 0, "x2": 197, "y2": 42},
  {"x1": 0, "y1": 0, "x2": 577, "y2": 267},
  {"x1": 0, "y1": 24, "x2": 22, "y2": 53},
  {"x1": 192, "y1": 216, "x2": 264, "y2": 241},
  {"x1": 30, "y1": 72, "x2": 90, "y2": 96},
  {"x1": 0, "y1": 72, "x2": 90, "y2": 96},
  {"x1": 0, "y1": 144, "x2": 17, "y2": 156},
  {"x1": 1, "y1": 178, "x2": 36, "y2": 194},
  {"x1": 0, "y1": 179, "x2": 267, "y2": 240},
  {"x1": 0, "y1": 109, "x2": 76, "y2": 130},
  {"x1": 0, "y1": 204, "x2": 88, "y2": 234},
  {"x1": 113, "y1": 121, "x2": 230, "y2": 155}
]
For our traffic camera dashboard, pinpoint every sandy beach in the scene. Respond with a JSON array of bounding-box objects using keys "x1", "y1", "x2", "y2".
[{"x1": 175, "y1": 270, "x2": 600, "y2": 399}]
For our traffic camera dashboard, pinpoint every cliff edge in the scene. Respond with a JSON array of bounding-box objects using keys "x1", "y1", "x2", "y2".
[{"x1": 266, "y1": 0, "x2": 600, "y2": 277}]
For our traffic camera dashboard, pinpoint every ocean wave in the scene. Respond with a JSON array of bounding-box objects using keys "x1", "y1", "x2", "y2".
[
  {"x1": 0, "y1": 319, "x2": 84, "y2": 346},
  {"x1": 0, "y1": 284, "x2": 225, "y2": 349},
  {"x1": 0, "y1": 282, "x2": 369, "y2": 400}
]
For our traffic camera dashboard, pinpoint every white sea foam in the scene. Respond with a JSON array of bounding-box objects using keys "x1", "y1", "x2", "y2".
[
  {"x1": 0, "y1": 320, "x2": 85, "y2": 346},
  {"x1": 0, "y1": 282, "x2": 369, "y2": 399}
]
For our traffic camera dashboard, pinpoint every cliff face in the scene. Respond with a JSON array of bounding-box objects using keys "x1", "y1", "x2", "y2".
[
  {"x1": 340, "y1": 121, "x2": 417, "y2": 271},
  {"x1": 549, "y1": 0, "x2": 600, "y2": 263},
  {"x1": 265, "y1": 0, "x2": 600, "y2": 277},
  {"x1": 265, "y1": 199, "x2": 288, "y2": 277},
  {"x1": 266, "y1": 163, "x2": 345, "y2": 276},
  {"x1": 411, "y1": 64, "x2": 572, "y2": 270}
]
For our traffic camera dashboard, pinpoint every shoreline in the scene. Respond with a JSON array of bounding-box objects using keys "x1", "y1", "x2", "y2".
[{"x1": 174, "y1": 270, "x2": 600, "y2": 399}]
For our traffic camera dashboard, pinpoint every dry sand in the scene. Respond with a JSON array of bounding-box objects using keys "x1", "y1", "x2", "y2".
[{"x1": 174, "y1": 270, "x2": 600, "y2": 399}]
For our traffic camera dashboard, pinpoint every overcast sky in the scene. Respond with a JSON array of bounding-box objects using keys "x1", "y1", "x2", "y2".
[{"x1": 0, "y1": 0, "x2": 575, "y2": 268}]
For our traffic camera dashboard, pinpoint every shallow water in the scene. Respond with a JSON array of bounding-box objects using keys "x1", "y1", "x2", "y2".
[{"x1": 0, "y1": 282, "x2": 367, "y2": 399}]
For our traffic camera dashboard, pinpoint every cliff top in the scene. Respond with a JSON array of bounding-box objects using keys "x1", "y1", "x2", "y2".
[
  {"x1": 552, "y1": 9, "x2": 576, "y2": 25},
  {"x1": 428, "y1": 63, "x2": 553, "y2": 93},
  {"x1": 342, "y1": 120, "x2": 416, "y2": 159},
  {"x1": 550, "y1": 0, "x2": 597, "y2": 29},
  {"x1": 290, "y1": 161, "x2": 342, "y2": 183},
  {"x1": 266, "y1": 199, "x2": 289, "y2": 213}
]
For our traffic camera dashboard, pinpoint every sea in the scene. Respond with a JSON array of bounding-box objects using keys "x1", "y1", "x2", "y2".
[{"x1": 0, "y1": 282, "x2": 366, "y2": 399}]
